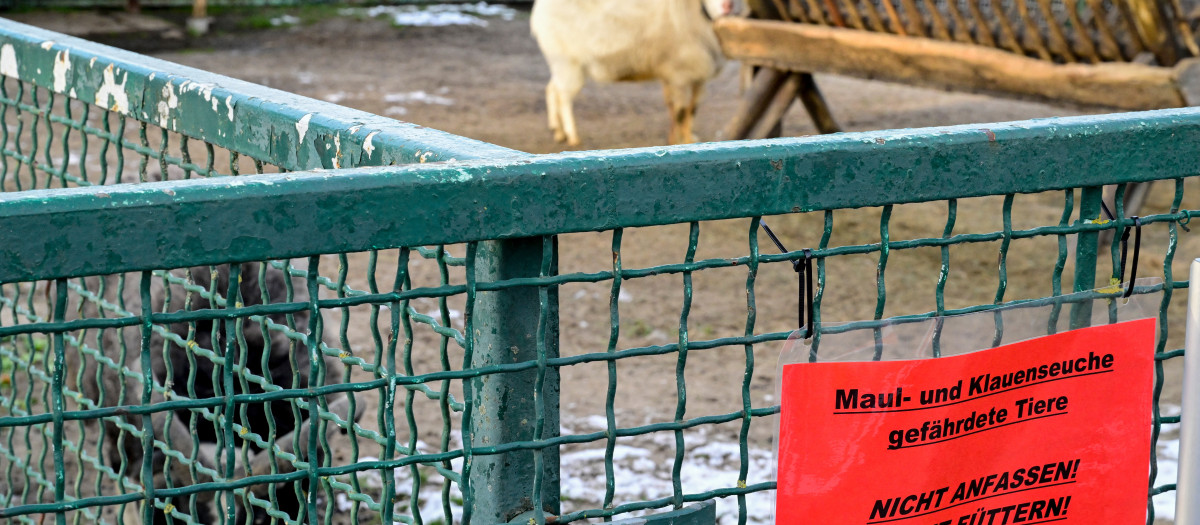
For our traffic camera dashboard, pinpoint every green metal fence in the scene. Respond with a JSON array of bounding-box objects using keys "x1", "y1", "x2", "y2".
[{"x1": 0, "y1": 15, "x2": 1195, "y2": 525}]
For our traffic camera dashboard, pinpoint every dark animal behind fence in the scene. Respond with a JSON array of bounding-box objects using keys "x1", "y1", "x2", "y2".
[{"x1": 68, "y1": 261, "x2": 349, "y2": 524}]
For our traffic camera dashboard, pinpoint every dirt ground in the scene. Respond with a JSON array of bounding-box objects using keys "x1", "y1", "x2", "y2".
[{"x1": 4, "y1": 5, "x2": 1198, "y2": 524}]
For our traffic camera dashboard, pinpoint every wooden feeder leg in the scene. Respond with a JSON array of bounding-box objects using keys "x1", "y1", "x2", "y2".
[
  {"x1": 188, "y1": 0, "x2": 212, "y2": 35},
  {"x1": 797, "y1": 73, "x2": 842, "y2": 134},
  {"x1": 748, "y1": 73, "x2": 804, "y2": 140},
  {"x1": 1124, "y1": 182, "x2": 1154, "y2": 218},
  {"x1": 724, "y1": 67, "x2": 788, "y2": 140}
]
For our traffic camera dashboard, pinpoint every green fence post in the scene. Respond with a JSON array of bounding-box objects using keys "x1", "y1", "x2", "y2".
[
  {"x1": 1070, "y1": 186, "x2": 1104, "y2": 329},
  {"x1": 469, "y1": 237, "x2": 561, "y2": 523}
]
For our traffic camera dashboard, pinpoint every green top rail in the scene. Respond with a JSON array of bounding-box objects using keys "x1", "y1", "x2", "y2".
[
  {"x1": 1, "y1": 107, "x2": 1199, "y2": 282},
  {"x1": 0, "y1": 18, "x2": 521, "y2": 170},
  {"x1": 0, "y1": 15, "x2": 1196, "y2": 281}
]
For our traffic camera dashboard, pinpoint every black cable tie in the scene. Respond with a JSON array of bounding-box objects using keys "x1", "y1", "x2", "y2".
[
  {"x1": 1100, "y1": 199, "x2": 1116, "y2": 222},
  {"x1": 803, "y1": 249, "x2": 815, "y2": 338},
  {"x1": 1123, "y1": 217, "x2": 1142, "y2": 299},
  {"x1": 759, "y1": 219, "x2": 816, "y2": 337},
  {"x1": 760, "y1": 219, "x2": 800, "y2": 271},
  {"x1": 797, "y1": 254, "x2": 805, "y2": 333}
]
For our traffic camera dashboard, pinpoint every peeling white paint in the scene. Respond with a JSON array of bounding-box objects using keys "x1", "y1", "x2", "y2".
[
  {"x1": 0, "y1": 44, "x2": 19, "y2": 78},
  {"x1": 363, "y1": 131, "x2": 380, "y2": 157},
  {"x1": 148, "y1": 72, "x2": 155, "y2": 81},
  {"x1": 296, "y1": 113, "x2": 313, "y2": 142},
  {"x1": 39, "y1": 40, "x2": 54, "y2": 50},
  {"x1": 332, "y1": 134, "x2": 341, "y2": 169},
  {"x1": 156, "y1": 81, "x2": 178, "y2": 128},
  {"x1": 89, "y1": 57, "x2": 97, "y2": 68},
  {"x1": 180, "y1": 80, "x2": 216, "y2": 102},
  {"x1": 69, "y1": 88, "x2": 76, "y2": 98},
  {"x1": 225, "y1": 95, "x2": 234, "y2": 121},
  {"x1": 52, "y1": 50, "x2": 70, "y2": 93},
  {"x1": 419, "y1": 151, "x2": 434, "y2": 163},
  {"x1": 95, "y1": 64, "x2": 130, "y2": 114},
  {"x1": 348, "y1": 124, "x2": 363, "y2": 134}
]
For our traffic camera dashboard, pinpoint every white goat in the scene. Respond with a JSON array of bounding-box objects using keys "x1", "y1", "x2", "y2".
[{"x1": 531, "y1": 0, "x2": 736, "y2": 146}]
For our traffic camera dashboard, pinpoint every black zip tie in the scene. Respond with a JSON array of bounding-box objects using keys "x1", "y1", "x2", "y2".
[
  {"x1": 1120, "y1": 216, "x2": 1142, "y2": 299},
  {"x1": 1100, "y1": 199, "x2": 1116, "y2": 222},
  {"x1": 800, "y1": 249, "x2": 814, "y2": 337},
  {"x1": 759, "y1": 219, "x2": 815, "y2": 337},
  {"x1": 1100, "y1": 197, "x2": 1143, "y2": 298},
  {"x1": 761, "y1": 219, "x2": 800, "y2": 271}
]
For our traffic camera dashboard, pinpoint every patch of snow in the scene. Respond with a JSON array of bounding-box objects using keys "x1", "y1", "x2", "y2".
[
  {"x1": 383, "y1": 90, "x2": 454, "y2": 106},
  {"x1": 1155, "y1": 438, "x2": 1178, "y2": 521},
  {"x1": 1153, "y1": 404, "x2": 1181, "y2": 521},
  {"x1": 581, "y1": 414, "x2": 610, "y2": 431},
  {"x1": 323, "y1": 91, "x2": 349, "y2": 103},
  {"x1": 350, "y1": 2, "x2": 517, "y2": 27},
  {"x1": 557, "y1": 427, "x2": 775, "y2": 525},
  {"x1": 271, "y1": 14, "x2": 301, "y2": 26},
  {"x1": 348, "y1": 451, "x2": 463, "y2": 522},
  {"x1": 423, "y1": 308, "x2": 463, "y2": 326},
  {"x1": 336, "y1": 493, "x2": 354, "y2": 512}
]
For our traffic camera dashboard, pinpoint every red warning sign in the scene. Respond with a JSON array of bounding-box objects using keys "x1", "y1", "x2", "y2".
[{"x1": 776, "y1": 318, "x2": 1155, "y2": 525}]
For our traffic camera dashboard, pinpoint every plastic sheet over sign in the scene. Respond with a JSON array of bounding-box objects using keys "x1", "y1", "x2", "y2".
[{"x1": 774, "y1": 281, "x2": 1161, "y2": 525}]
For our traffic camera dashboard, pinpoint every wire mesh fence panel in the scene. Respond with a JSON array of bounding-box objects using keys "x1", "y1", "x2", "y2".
[
  {"x1": 0, "y1": 15, "x2": 1197, "y2": 525},
  {"x1": 0, "y1": 17, "x2": 518, "y2": 525}
]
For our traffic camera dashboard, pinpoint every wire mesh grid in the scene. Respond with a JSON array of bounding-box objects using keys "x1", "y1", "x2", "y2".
[
  {"x1": 4, "y1": 186, "x2": 1198, "y2": 525},
  {"x1": 0, "y1": 39, "x2": 486, "y2": 525},
  {"x1": 0, "y1": 77, "x2": 295, "y2": 190}
]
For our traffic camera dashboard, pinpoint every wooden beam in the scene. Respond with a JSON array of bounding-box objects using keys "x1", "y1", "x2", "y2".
[
  {"x1": 749, "y1": 73, "x2": 803, "y2": 139},
  {"x1": 714, "y1": 17, "x2": 1187, "y2": 110},
  {"x1": 724, "y1": 67, "x2": 788, "y2": 140},
  {"x1": 797, "y1": 73, "x2": 842, "y2": 134}
]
